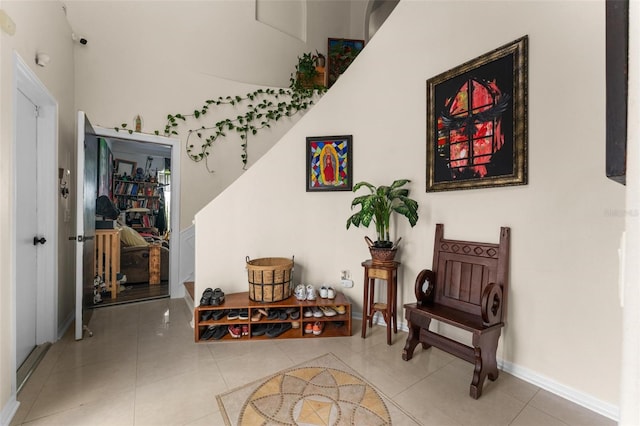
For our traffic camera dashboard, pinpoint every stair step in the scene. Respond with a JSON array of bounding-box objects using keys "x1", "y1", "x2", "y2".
[{"x1": 184, "y1": 281, "x2": 194, "y2": 300}]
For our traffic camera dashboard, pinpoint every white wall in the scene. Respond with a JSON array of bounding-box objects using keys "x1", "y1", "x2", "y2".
[
  {"x1": 66, "y1": 0, "x2": 366, "y2": 230},
  {"x1": 0, "y1": 0, "x2": 75, "y2": 417},
  {"x1": 195, "y1": 0, "x2": 624, "y2": 414}
]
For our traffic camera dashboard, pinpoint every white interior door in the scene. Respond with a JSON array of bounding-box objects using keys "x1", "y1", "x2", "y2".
[
  {"x1": 15, "y1": 89, "x2": 39, "y2": 367},
  {"x1": 75, "y1": 111, "x2": 98, "y2": 340}
]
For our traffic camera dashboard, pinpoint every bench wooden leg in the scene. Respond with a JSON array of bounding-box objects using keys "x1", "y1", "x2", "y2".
[
  {"x1": 402, "y1": 316, "x2": 431, "y2": 361},
  {"x1": 470, "y1": 327, "x2": 502, "y2": 399}
]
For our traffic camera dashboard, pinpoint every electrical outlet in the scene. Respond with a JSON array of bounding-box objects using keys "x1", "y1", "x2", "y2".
[{"x1": 341, "y1": 279, "x2": 353, "y2": 288}]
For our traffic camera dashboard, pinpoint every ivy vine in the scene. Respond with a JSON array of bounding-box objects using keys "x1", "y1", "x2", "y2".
[{"x1": 115, "y1": 85, "x2": 326, "y2": 172}]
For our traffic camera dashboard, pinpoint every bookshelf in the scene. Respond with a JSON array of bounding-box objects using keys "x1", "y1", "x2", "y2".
[{"x1": 112, "y1": 178, "x2": 161, "y2": 233}]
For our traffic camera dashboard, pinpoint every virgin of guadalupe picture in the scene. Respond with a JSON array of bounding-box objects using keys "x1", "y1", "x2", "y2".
[{"x1": 306, "y1": 135, "x2": 353, "y2": 192}]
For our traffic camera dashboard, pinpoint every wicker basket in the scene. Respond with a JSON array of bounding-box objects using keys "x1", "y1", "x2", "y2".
[{"x1": 246, "y1": 256, "x2": 294, "y2": 302}]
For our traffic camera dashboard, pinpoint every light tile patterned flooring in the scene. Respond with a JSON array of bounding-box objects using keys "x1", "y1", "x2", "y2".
[{"x1": 11, "y1": 298, "x2": 614, "y2": 425}]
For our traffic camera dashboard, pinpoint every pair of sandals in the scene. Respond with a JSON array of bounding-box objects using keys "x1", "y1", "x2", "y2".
[
  {"x1": 200, "y1": 287, "x2": 225, "y2": 306},
  {"x1": 201, "y1": 309, "x2": 227, "y2": 322},
  {"x1": 251, "y1": 322, "x2": 292, "y2": 338}
]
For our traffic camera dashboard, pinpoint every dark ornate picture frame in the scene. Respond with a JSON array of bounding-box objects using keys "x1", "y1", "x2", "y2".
[
  {"x1": 306, "y1": 135, "x2": 353, "y2": 192},
  {"x1": 426, "y1": 36, "x2": 528, "y2": 192}
]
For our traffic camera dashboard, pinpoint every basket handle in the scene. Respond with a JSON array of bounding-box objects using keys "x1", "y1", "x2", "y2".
[{"x1": 365, "y1": 236, "x2": 375, "y2": 247}]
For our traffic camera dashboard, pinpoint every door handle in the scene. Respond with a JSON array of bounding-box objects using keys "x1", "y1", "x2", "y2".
[{"x1": 33, "y1": 236, "x2": 46, "y2": 245}]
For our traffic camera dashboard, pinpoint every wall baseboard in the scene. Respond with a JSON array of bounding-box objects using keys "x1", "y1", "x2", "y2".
[
  {"x1": 1, "y1": 395, "x2": 19, "y2": 426},
  {"x1": 359, "y1": 313, "x2": 619, "y2": 422},
  {"x1": 499, "y1": 359, "x2": 619, "y2": 421}
]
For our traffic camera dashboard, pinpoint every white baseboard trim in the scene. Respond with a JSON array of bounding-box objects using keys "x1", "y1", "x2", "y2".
[
  {"x1": 58, "y1": 309, "x2": 75, "y2": 340},
  {"x1": 499, "y1": 359, "x2": 619, "y2": 422},
  {"x1": 1, "y1": 395, "x2": 19, "y2": 426},
  {"x1": 364, "y1": 314, "x2": 619, "y2": 421}
]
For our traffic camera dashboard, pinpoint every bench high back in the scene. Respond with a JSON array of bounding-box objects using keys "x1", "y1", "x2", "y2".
[{"x1": 432, "y1": 223, "x2": 510, "y2": 322}]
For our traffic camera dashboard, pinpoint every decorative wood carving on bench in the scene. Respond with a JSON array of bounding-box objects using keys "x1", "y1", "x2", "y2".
[{"x1": 402, "y1": 224, "x2": 510, "y2": 399}]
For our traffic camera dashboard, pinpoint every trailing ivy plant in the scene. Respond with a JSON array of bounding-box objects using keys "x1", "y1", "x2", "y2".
[{"x1": 115, "y1": 56, "x2": 326, "y2": 172}]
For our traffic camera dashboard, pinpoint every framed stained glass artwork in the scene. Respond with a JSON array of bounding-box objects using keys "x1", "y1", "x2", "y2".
[
  {"x1": 426, "y1": 36, "x2": 528, "y2": 192},
  {"x1": 306, "y1": 135, "x2": 352, "y2": 192}
]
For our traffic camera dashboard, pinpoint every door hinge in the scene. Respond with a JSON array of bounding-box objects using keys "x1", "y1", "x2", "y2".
[{"x1": 34, "y1": 105, "x2": 40, "y2": 117}]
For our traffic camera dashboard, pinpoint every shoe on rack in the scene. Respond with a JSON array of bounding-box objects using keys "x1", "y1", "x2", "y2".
[
  {"x1": 227, "y1": 310, "x2": 240, "y2": 320},
  {"x1": 266, "y1": 322, "x2": 292, "y2": 338},
  {"x1": 304, "y1": 323, "x2": 314, "y2": 334},
  {"x1": 252, "y1": 324, "x2": 268, "y2": 337},
  {"x1": 238, "y1": 309, "x2": 249, "y2": 320},
  {"x1": 268, "y1": 309, "x2": 280, "y2": 320},
  {"x1": 201, "y1": 310, "x2": 213, "y2": 321},
  {"x1": 200, "y1": 288, "x2": 213, "y2": 306},
  {"x1": 303, "y1": 308, "x2": 314, "y2": 318},
  {"x1": 290, "y1": 310, "x2": 300, "y2": 320},
  {"x1": 333, "y1": 305, "x2": 346, "y2": 315},
  {"x1": 295, "y1": 284, "x2": 307, "y2": 301},
  {"x1": 319, "y1": 286, "x2": 328, "y2": 298},
  {"x1": 320, "y1": 306, "x2": 337, "y2": 317},
  {"x1": 201, "y1": 325, "x2": 217, "y2": 340},
  {"x1": 212, "y1": 326, "x2": 228, "y2": 340},
  {"x1": 306, "y1": 285, "x2": 316, "y2": 301},
  {"x1": 211, "y1": 309, "x2": 228, "y2": 320},
  {"x1": 228, "y1": 325, "x2": 242, "y2": 339},
  {"x1": 312, "y1": 321, "x2": 324, "y2": 336},
  {"x1": 211, "y1": 288, "x2": 225, "y2": 305},
  {"x1": 291, "y1": 321, "x2": 300, "y2": 329},
  {"x1": 327, "y1": 287, "x2": 336, "y2": 299},
  {"x1": 251, "y1": 310, "x2": 263, "y2": 322},
  {"x1": 241, "y1": 324, "x2": 249, "y2": 336},
  {"x1": 312, "y1": 306, "x2": 323, "y2": 318}
]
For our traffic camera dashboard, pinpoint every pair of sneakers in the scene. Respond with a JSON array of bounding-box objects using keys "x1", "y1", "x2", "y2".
[
  {"x1": 304, "y1": 321, "x2": 324, "y2": 335},
  {"x1": 294, "y1": 284, "x2": 318, "y2": 301},
  {"x1": 319, "y1": 286, "x2": 336, "y2": 299}
]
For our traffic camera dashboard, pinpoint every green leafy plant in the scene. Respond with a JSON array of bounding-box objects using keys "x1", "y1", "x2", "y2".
[
  {"x1": 115, "y1": 57, "x2": 327, "y2": 172},
  {"x1": 290, "y1": 51, "x2": 325, "y2": 91},
  {"x1": 346, "y1": 179, "x2": 419, "y2": 248}
]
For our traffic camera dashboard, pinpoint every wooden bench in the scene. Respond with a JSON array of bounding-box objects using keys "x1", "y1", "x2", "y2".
[{"x1": 402, "y1": 224, "x2": 510, "y2": 399}]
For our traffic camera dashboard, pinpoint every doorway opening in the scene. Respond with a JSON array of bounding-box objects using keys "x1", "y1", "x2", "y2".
[{"x1": 87, "y1": 127, "x2": 182, "y2": 309}]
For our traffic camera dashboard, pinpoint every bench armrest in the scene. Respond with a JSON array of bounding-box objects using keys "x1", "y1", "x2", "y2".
[
  {"x1": 415, "y1": 269, "x2": 436, "y2": 305},
  {"x1": 481, "y1": 283, "x2": 503, "y2": 326}
]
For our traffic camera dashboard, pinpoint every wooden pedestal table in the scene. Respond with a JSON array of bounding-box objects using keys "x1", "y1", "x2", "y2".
[{"x1": 361, "y1": 260, "x2": 400, "y2": 345}]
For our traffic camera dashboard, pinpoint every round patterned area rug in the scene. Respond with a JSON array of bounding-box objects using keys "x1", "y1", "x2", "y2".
[{"x1": 238, "y1": 366, "x2": 391, "y2": 425}]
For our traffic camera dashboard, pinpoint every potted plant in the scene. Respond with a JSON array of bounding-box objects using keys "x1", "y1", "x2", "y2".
[
  {"x1": 346, "y1": 179, "x2": 419, "y2": 263},
  {"x1": 291, "y1": 52, "x2": 324, "y2": 90}
]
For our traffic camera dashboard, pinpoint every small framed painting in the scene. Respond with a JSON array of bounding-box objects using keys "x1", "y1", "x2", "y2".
[
  {"x1": 306, "y1": 135, "x2": 353, "y2": 192},
  {"x1": 115, "y1": 159, "x2": 136, "y2": 178},
  {"x1": 327, "y1": 38, "x2": 365, "y2": 88},
  {"x1": 426, "y1": 36, "x2": 528, "y2": 192}
]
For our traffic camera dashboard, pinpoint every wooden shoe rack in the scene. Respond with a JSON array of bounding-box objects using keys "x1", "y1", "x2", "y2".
[{"x1": 194, "y1": 291, "x2": 352, "y2": 342}]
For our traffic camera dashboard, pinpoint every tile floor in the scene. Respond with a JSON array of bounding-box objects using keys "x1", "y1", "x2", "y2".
[{"x1": 11, "y1": 298, "x2": 615, "y2": 426}]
